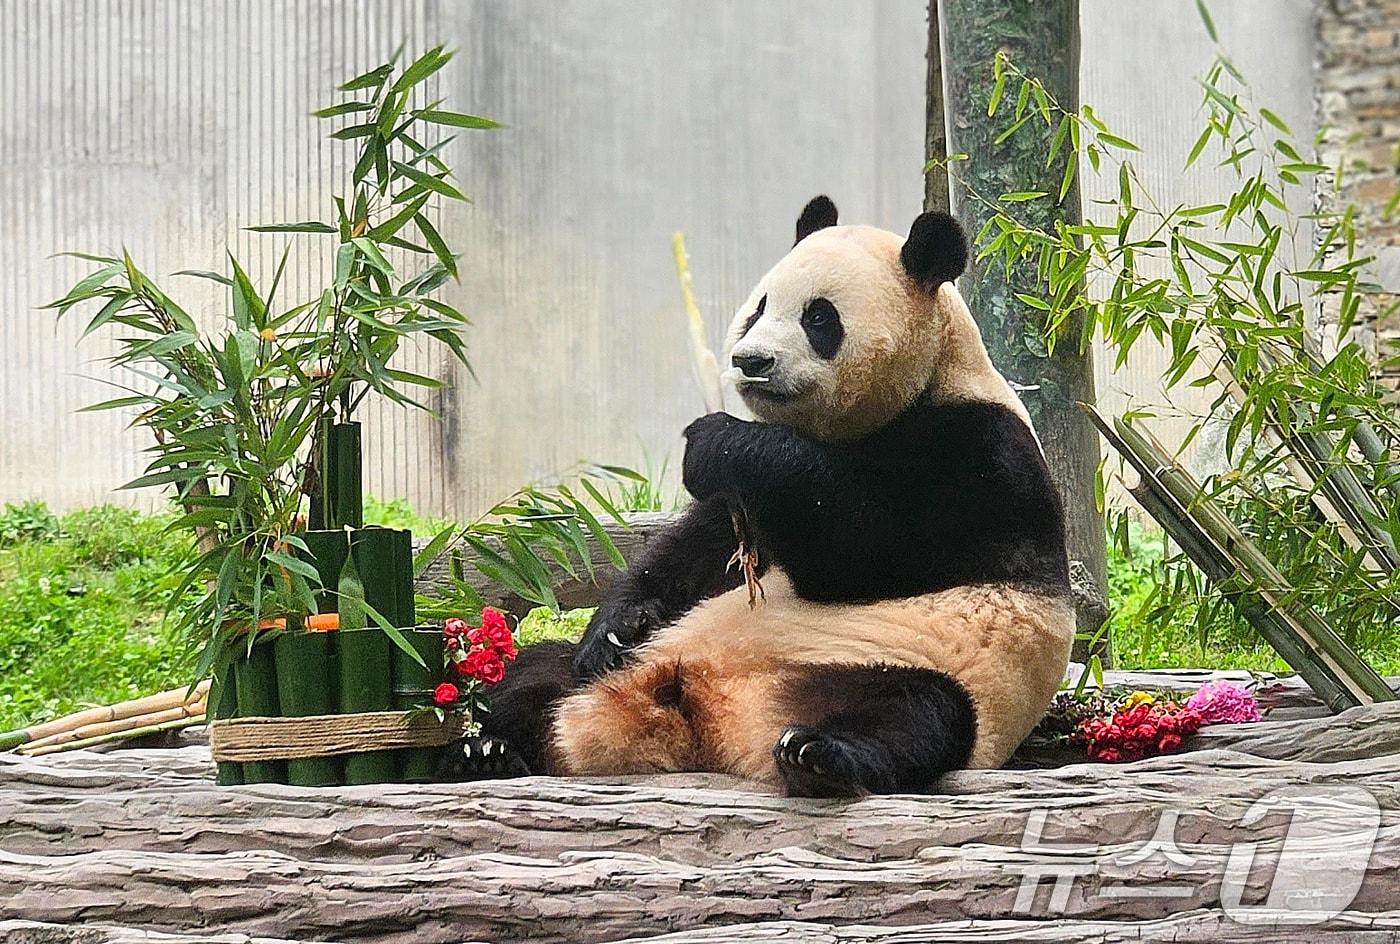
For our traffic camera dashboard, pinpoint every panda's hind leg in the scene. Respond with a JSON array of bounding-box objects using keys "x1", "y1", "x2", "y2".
[
  {"x1": 436, "y1": 639, "x2": 577, "y2": 782},
  {"x1": 772, "y1": 663, "x2": 977, "y2": 797}
]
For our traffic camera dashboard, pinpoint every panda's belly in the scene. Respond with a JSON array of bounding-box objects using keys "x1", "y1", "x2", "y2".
[{"x1": 639, "y1": 567, "x2": 1075, "y2": 768}]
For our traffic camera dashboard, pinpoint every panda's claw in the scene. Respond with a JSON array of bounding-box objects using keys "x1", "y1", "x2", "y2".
[
  {"x1": 437, "y1": 736, "x2": 531, "y2": 782},
  {"x1": 773, "y1": 725, "x2": 860, "y2": 798}
]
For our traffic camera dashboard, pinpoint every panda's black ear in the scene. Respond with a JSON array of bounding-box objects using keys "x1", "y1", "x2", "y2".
[
  {"x1": 901, "y1": 211, "x2": 968, "y2": 288},
  {"x1": 795, "y1": 195, "x2": 839, "y2": 245}
]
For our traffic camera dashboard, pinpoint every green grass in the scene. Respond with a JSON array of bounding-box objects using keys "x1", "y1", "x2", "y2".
[{"x1": 0, "y1": 503, "x2": 192, "y2": 732}]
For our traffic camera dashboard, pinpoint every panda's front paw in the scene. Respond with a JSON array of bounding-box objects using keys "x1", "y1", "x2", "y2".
[
  {"x1": 773, "y1": 725, "x2": 866, "y2": 798},
  {"x1": 682, "y1": 412, "x2": 745, "y2": 499},
  {"x1": 573, "y1": 597, "x2": 665, "y2": 679},
  {"x1": 436, "y1": 736, "x2": 531, "y2": 782}
]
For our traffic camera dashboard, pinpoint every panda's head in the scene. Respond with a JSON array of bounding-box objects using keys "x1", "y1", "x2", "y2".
[{"x1": 725, "y1": 196, "x2": 1001, "y2": 441}]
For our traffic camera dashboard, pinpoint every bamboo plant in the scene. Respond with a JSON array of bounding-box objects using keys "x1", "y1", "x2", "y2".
[
  {"x1": 934, "y1": 2, "x2": 1400, "y2": 682},
  {"x1": 46, "y1": 45, "x2": 496, "y2": 683}
]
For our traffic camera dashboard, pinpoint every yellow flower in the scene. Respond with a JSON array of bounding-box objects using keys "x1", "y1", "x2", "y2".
[
  {"x1": 258, "y1": 327, "x2": 277, "y2": 342},
  {"x1": 1123, "y1": 690, "x2": 1156, "y2": 707}
]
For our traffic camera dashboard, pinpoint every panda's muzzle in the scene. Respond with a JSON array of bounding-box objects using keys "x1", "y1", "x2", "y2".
[{"x1": 731, "y1": 353, "x2": 775, "y2": 379}]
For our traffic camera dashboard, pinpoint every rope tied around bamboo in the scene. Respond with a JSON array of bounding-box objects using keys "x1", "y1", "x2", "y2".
[{"x1": 209, "y1": 710, "x2": 462, "y2": 762}]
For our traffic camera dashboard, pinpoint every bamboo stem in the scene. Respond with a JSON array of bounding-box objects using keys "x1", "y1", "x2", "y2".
[
  {"x1": 672, "y1": 231, "x2": 724, "y2": 414},
  {"x1": 0, "y1": 680, "x2": 210, "y2": 750},
  {"x1": 20, "y1": 716, "x2": 206, "y2": 757},
  {"x1": 18, "y1": 701, "x2": 207, "y2": 753}
]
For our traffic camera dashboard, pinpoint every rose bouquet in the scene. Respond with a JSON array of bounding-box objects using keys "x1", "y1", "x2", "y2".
[{"x1": 428, "y1": 606, "x2": 519, "y2": 734}]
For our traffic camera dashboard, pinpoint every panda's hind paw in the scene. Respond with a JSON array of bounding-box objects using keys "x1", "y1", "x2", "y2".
[
  {"x1": 436, "y1": 736, "x2": 531, "y2": 782},
  {"x1": 773, "y1": 725, "x2": 864, "y2": 798}
]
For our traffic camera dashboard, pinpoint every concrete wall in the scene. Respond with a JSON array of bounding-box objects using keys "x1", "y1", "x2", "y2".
[
  {"x1": 0, "y1": 0, "x2": 926, "y2": 516},
  {"x1": 0, "y1": 1, "x2": 1317, "y2": 516}
]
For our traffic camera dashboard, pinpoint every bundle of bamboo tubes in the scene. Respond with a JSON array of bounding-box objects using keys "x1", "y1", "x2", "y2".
[
  {"x1": 0, "y1": 680, "x2": 209, "y2": 756},
  {"x1": 1086, "y1": 405, "x2": 1396, "y2": 712}
]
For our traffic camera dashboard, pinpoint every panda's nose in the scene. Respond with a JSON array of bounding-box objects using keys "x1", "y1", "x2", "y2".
[{"x1": 731, "y1": 353, "x2": 775, "y2": 377}]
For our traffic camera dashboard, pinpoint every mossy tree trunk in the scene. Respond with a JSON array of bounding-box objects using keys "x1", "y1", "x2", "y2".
[{"x1": 935, "y1": 0, "x2": 1109, "y2": 661}]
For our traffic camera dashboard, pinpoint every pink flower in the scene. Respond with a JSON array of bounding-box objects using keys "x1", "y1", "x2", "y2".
[
  {"x1": 433, "y1": 682, "x2": 460, "y2": 706},
  {"x1": 444, "y1": 618, "x2": 467, "y2": 638},
  {"x1": 1185, "y1": 681, "x2": 1262, "y2": 725}
]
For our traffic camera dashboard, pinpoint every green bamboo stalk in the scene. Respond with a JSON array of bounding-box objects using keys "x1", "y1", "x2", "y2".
[
  {"x1": 1095, "y1": 408, "x2": 1394, "y2": 706},
  {"x1": 274, "y1": 626, "x2": 342, "y2": 786},
  {"x1": 210, "y1": 660, "x2": 242, "y2": 785},
  {"x1": 303, "y1": 529, "x2": 350, "y2": 613},
  {"x1": 234, "y1": 634, "x2": 285, "y2": 784},
  {"x1": 1093, "y1": 405, "x2": 1340, "y2": 697},
  {"x1": 1123, "y1": 418, "x2": 1394, "y2": 703},
  {"x1": 339, "y1": 527, "x2": 404, "y2": 784},
  {"x1": 393, "y1": 627, "x2": 444, "y2": 781}
]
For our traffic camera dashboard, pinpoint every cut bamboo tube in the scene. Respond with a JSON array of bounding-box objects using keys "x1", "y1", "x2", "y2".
[
  {"x1": 303, "y1": 529, "x2": 350, "y2": 613},
  {"x1": 18, "y1": 701, "x2": 206, "y2": 754},
  {"x1": 394, "y1": 627, "x2": 445, "y2": 782},
  {"x1": 210, "y1": 661, "x2": 242, "y2": 785},
  {"x1": 275, "y1": 628, "x2": 342, "y2": 787},
  {"x1": 0, "y1": 680, "x2": 210, "y2": 751},
  {"x1": 340, "y1": 527, "x2": 403, "y2": 784},
  {"x1": 20, "y1": 715, "x2": 206, "y2": 757},
  {"x1": 235, "y1": 635, "x2": 285, "y2": 784}
]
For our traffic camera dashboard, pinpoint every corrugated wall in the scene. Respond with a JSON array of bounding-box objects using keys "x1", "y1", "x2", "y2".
[{"x1": 0, "y1": 1, "x2": 1315, "y2": 516}]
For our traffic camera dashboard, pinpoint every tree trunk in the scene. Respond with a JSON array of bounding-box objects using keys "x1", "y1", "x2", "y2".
[
  {"x1": 923, "y1": 1, "x2": 950, "y2": 214},
  {"x1": 937, "y1": 0, "x2": 1108, "y2": 662}
]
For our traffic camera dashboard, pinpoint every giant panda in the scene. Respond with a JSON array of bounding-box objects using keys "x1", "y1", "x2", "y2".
[{"x1": 444, "y1": 197, "x2": 1074, "y2": 797}]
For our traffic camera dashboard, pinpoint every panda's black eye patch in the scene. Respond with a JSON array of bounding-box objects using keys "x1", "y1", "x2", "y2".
[
  {"x1": 739, "y1": 295, "x2": 767, "y2": 338},
  {"x1": 801, "y1": 297, "x2": 843, "y2": 359}
]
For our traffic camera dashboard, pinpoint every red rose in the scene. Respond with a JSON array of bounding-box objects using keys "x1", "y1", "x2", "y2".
[
  {"x1": 1158, "y1": 733, "x2": 1183, "y2": 752},
  {"x1": 481, "y1": 607, "x2": 509, "y2": 633},
  {"x1": 461, "y1": 646, "x2": 507, "y2": 685},
  {"x1": 476, "y1": 655, "x2": 506, "y2": 685},
  {"x1": 444, "y1": 618, "x2": 467, "y2": 638},
  {"x1": 486, "y1": 624, "x2": 517, "y2": 660},
  {"x1": 433, "y1": 682, "x2": 460, "y2": 706}
]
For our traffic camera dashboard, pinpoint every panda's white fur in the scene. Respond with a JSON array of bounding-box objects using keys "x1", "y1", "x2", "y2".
[{"x1": 544, "y1": 211, "x2": 1074, "y2": 788}]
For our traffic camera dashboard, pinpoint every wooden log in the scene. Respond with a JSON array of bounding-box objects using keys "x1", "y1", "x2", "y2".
[
  {"x1": 7, "y1": 910, "x2": 1400, "y2": 944},
  {"x1": 414, "y1": 512, "x2": 672, "y2": 618},
  {"x1": 1, "y1": 824, "x2": 1396, "y2": 944},
  {"x1": 415, "y1": 512, "x2": 1109, "y2": 640},
  {"x1": 1, "y1": 705, "x2": 1397, "y2": 943}
]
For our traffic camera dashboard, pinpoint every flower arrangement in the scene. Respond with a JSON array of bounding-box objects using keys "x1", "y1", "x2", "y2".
[
  {"x1": 1036, "y1": 681, "x2": 1262, "y2": 763},
  {"x1": 427, "y1": 606, "x2": 518, "y2": 734},
  {"x1": 1185, "y1": 679, "x2": 1264, "y2": 724}
]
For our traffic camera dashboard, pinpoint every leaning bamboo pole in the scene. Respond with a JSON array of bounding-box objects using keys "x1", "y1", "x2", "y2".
[
  {"x1": 672, "y1": 231, "x2": 725, "y2": 415},
  {"x1": 1087, "y1": 406, "x2": 1395, "y2": 710},
  {"x1": 0, "y1": 680, "x2": 210, "y2": 751}
]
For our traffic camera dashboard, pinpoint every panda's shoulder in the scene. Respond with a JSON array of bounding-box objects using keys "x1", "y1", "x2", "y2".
[{"x1": 894, "y1": 397, "x2": 1039, "y2": 459}]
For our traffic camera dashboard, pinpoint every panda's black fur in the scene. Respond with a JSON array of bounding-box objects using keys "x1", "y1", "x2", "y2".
[{"x1": 439, "y1": 198, "x2": 1072, "y2": 797}]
